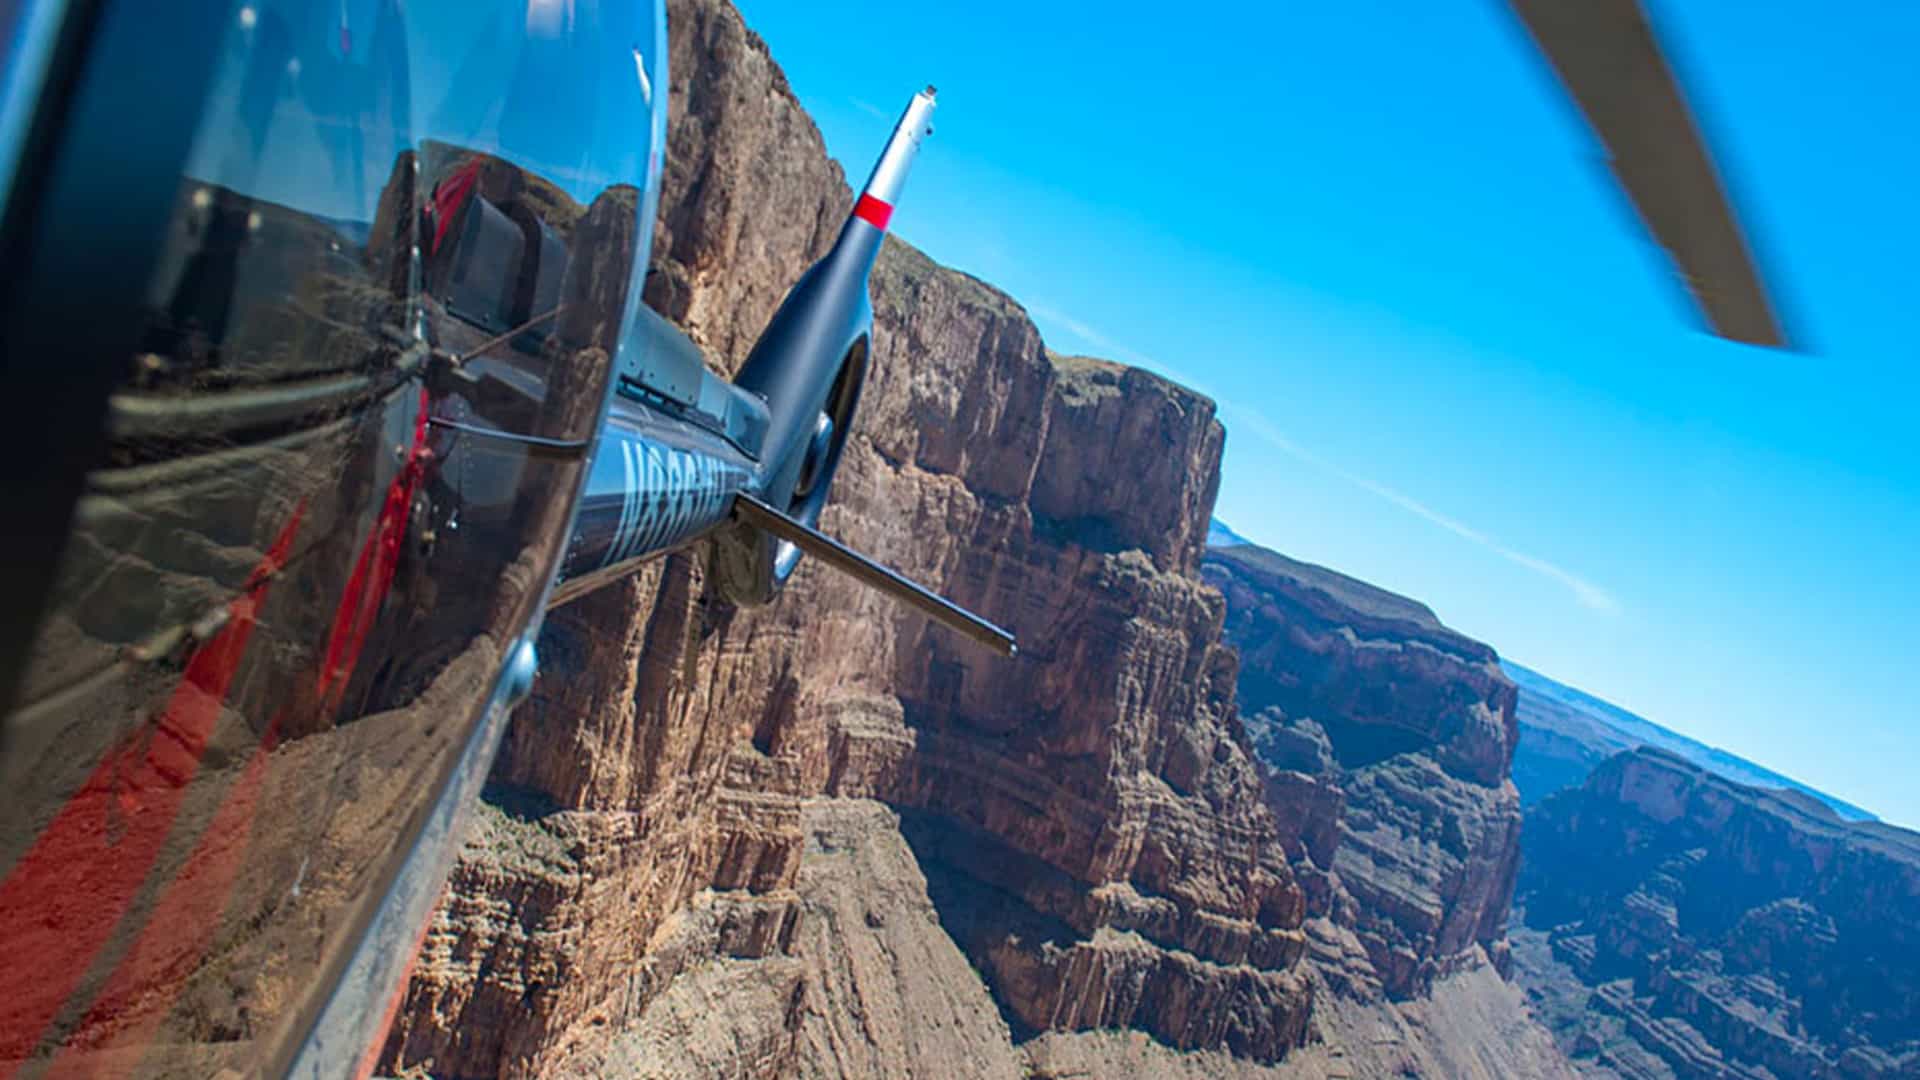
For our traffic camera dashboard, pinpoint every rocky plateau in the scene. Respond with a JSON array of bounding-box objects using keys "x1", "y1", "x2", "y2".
[
  {"x1": 1513, "y1": 747, "x2": 1920, "y2": 1080},
  {"x1": 1201, "y1": 542, "x2": 1525, "y2": 1003}
]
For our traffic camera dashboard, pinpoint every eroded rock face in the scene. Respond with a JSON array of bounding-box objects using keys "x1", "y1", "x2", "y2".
[
  {"x1": 534, "y1": 799, "x2": 1027, "y2": 1080},
  {"x1": 1513, "y1": 747, "x2": 1920, "y2": 1080},
  {"x1": 379, "y1": 0, "x2": 1311, "y2": 1072},
  {"x1": 1201, "y1": 542, "x2": 1524, "y2": 1000}
]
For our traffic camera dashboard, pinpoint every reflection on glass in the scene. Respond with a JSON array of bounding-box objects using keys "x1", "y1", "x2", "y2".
[{"x1": 0, "y1": 0, "x2": 663, "y2": 1073}]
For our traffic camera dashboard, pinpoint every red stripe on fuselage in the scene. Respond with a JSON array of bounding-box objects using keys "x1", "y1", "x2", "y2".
[
  {"x1": 36, "y1": 386, "x2": 434, "y2": 1073},
  {"x1": 854, "y1": 193, "x2": 893, "y2": 231},
  {"x1": 57, "y1": 715, "x2": 283, "y2": 1074},
  {"x1": 317, "y1": 386, "x2": 431, "y2": 714},
  {"x1": 0, "y1": 507, "x2": 304, "y2": 1067}
]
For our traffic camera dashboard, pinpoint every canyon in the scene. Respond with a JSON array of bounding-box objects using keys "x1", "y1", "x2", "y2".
[
  {"x1": 1512, "y1": 748, "x2": 1920, "y2": 1079},
  {"x1": 1200, "y1": 542, "x2": 1523, "y2": 1002},
  {"x1": 374, "y1": 1, "x2": 1914, "y2": 1077},
  {"x1": 381, "y1": 0, "x2": 1305, "y2": 1071},
  {"x1": 375, "y1": 0, "x2": 1560, "y2": 1075}
]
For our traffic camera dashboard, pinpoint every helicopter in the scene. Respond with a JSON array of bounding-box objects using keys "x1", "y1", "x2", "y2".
[{"x1": 0, "y1": 0, "x2": 1784, "y2": 1076}]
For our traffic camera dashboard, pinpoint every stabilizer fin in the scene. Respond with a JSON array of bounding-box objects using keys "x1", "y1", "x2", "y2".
[{"x1": 731, "y1": 494, "x2": 1016, "y2": 658}]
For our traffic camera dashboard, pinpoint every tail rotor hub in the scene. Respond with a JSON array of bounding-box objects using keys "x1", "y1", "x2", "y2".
[{"x1": 792, "y1": 410, "x2": 834, "y2": 500}]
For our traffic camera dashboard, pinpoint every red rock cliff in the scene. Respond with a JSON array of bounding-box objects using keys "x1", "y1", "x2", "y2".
[
  {"x1": 1514, "y1": 747, "x2": 1920, "y2": 1080},
  {"x1": 379, "y1": 0, "x2": 1311, "y2": 1073},
  {"x1": 1201, "y1": 543, "x2": 1525, "y2": 1000}
]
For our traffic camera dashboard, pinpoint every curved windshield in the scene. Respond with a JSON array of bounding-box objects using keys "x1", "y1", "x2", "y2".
[{"x1": 0, "y1": 1, "x2": 667, "y2": 1074}]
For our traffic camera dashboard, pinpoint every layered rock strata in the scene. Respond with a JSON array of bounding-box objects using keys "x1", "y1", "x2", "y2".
[
  {"x1": 380, "y1": 0, "x2": 1312, "y2": 1072},
  {"x1": 1201, "y1": 542, "x2": 1525, "y2": 1000},
  {"x1": 1513, "y1": 747, "x2": 1920, "y2": 1080}
]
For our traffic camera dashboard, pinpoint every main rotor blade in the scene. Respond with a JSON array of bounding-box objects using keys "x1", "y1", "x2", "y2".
[{"x1": 1508, "y1": 0, "x2": 1788, "y2": 347}]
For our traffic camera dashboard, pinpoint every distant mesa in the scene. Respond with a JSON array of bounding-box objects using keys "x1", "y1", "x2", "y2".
[
  {"x1": 1203, "y1": 530, "x2": 1526, "y2": 1006},
  {"x1": 1206, "y1": 516, "x2": 1250, "y2": 548},
  {"x1": 1512, "y1": 746, "x2": 1920, "y2": 1079},
  {"x1": 1206, "y1": 538, "x2": 1490, "y2": 662},
  {"x1": 1206, "y1": 516, "x2": 1915, "y2": 1080},
  {"x1": 1206, "y1": 522, "x2": 1878, "y2": 824}
]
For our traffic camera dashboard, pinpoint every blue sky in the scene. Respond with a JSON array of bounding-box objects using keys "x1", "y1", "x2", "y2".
[{"x1": 734, "y1": 0, "x2": 1918, "y2": 826}]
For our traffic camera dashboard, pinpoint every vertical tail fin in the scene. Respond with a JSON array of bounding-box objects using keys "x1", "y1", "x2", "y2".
[
  {"x1": 851, "y1": 86, "x2": 936, "y2": 235},
  {"x1": 715, "y1": 87, "x2": 940, "y2": 607}
]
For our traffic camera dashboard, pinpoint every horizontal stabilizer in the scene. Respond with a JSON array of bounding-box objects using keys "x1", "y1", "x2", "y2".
[
  {"x1": 731, "y1": 495, "x2": 1016, "y2": 657},
  {"x1": 1509, "y1": 0, "x2": 1789, "y2": 347}
]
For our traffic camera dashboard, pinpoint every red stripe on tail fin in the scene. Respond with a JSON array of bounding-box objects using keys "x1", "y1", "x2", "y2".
[{"x1": 853, "y1": 194, "x2": 893, "y2": 231}]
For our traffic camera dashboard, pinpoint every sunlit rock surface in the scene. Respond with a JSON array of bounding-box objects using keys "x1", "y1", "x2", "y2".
[
  {"x1": 381, "y1": 0, "x2": 1312, "y2": 1072},
  {"x1": 1201, "y1": 543, "x2": 1524, "y2": 1000}
]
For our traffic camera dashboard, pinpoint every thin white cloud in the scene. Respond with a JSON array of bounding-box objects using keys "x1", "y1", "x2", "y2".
[
  {"x1": 1230, "y1": 409, "x2": 1621, "y2": 614},
  {"x1": 1023, "y1": 301, "x2": 1119, "y2": 355},
  {"x1": 1025, "y1": 301, "x2": 1622, "y2": 616},
  {"x1": 851, "y1": 98, "x2": 891, "y2": 122}
]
